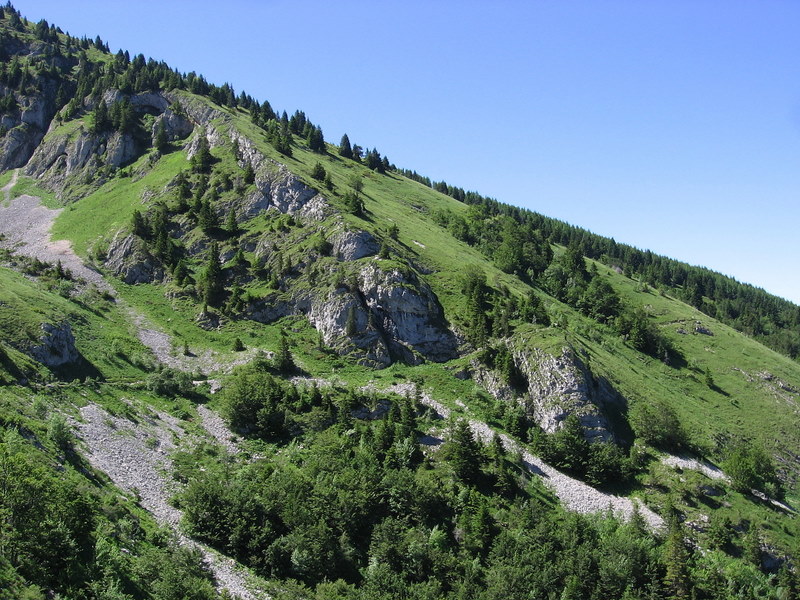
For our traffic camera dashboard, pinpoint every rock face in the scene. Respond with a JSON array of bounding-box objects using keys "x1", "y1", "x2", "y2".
[
  {"x1": 308, "y1": 288, "x2": 392, "y2": 367},
  {"x1": 358, "y1": 263, "x2": 457, "y2": 363},
  {"x1": 518, "y1": 346, "x2": 614, "y2": 441},
  {"x1": 0, "y1": 81, "x2": 58, "y2": 171},
  {"x1": 152, "y1": 108, "x2": 193, "y2": 143},
  {"x1": 474, "y1": 345, "x2": 616, "y2": 442},
  {"x1": 29, "y1": 321, "x2": 80, "y2": 368},
  {"x1": 333, "y1": 230, "x2": 379, "y2": 261},
  {"x1": 304, "y1": 263, "x2": 458, "y2": 367},
  {"x1": 22, "y1": 90, "x2": 184, "y2": 199},
  {"x1": 241, "y1": 166, "x2": 330, "y2": 221},
  {"x1": 104, "y1": 131, "x2": 139, "y2": 169},
  {"x1": 103, "y1": 233, "x2": 165, "y2": 284}
]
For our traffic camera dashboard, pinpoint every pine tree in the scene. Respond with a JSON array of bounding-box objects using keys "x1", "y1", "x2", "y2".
[
  {"x1": 154, "y1": 119, "x2": 168, "y2": 152},
  {"x1": 274, "y1": 331, "x2": 295, "y2": 373},
  {"x1": 242, "y1": 161, "x2": 255, "y2": 184},
  {"x1": 191, "y1": 130, "x2": 212, "y2": 173},
  {"x1": 201, "y1": 242, "x2": 224, "y2": 306},
  {"x1": 92, "y1": 100, "x2": 109, "y2": 134},
  {"x1": 311, "y1": 162, "x2": 326, "y2": 181},
  {"x1": 662, "y1": 527, "x2": 692, "y2": 599},
  {"x1": 225, "y1": 208, "x2": 239, "y2": 236},
  {"x1": 307, "y1": 126, "x2": 325, "y2": 153},
  {"x1": 339, "y1": 133, "x2": 353, "y2": 159},
  {"x1": 446, "y1": 419, "x2": 484, "y2": 484},
  {"x1": 198, "y1": 199, "x2": 217, "y2": 232}
]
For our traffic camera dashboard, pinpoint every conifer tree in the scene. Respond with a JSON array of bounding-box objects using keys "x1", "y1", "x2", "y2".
[
  {"x1": 242, "y1": 161, "x2": 255, "y2": 184},
  {"x1": 201, "y1": 241, "x2": 224, "y2": 306},
  {"x1": 339, "y1": 133, "x2": 353, "y2": 159},
  {"x1": 92, "y1": 99, "x2": 109, "y2": 134},
  {"x1": 274, "y1": 330, "x2": 295, "y2": 373},
  {"x1": 446, "y1": 419, "x2": 484, "y2": 484},
  {"x1": 191, "y1": 130, "x2": 212, "y2": 173},
  {"x1": 225, "y1": 208, "x2": 239, "y2": 236},
  {"x1": 311, "y1": 162, "x2": 326, "y2": 181},
  {"x1": 307, "y1": 126, "x2": 325, "y2": 153},
  {"x1": 154, "y1": 119, "x2": 168, "y2": 152}
]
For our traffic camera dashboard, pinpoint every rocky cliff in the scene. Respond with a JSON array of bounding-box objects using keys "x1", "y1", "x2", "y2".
[{"x1": 472, "y1": 344, "x2": 616, "y2": 441}]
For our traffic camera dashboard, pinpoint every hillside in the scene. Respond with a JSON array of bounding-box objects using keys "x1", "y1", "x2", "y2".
[{"x1": 1, "y1": 5, "x2": 799, "y2": 599}]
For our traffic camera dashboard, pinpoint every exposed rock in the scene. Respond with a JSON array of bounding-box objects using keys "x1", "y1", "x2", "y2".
[
  {"x1": 0, "y1": 123, "x2": 42, "y2": 171},
  {"x1": 0, "y1": 82, "x2": 57, "y2": 171},
  {"x1": 474, "y1": 345, "x2": 615, "y2": 441},
  {"x1": 357, "y1": 263, "x2": 458, "y2": 363},
  {"x1": 103, "y1": 232, "x2": 164, "y2": 284},
  {"x1": 516, "y1": 346, "x2": 614, "y2": 441},
  {"x1": 23, "y1": 125, "x2": 103, "y2": 197},
  {"x1": 243, "y1": 166, "x2": 329, "y2": 219},
  {"x1": 245, "y1": 294, "x2": 294, "y2": 324},
  {"x1": 29, "y1": 321, "x2": 80, "y2": 367},
  {"x1": 333, "y1": 230, "x2": 380, "y2": 261},
  {"x1": 105, "y1": 130, "x2": 138, "y2": 168},
  {"x1": 152, "y1": 108, "x2": 193, "y2": 143},
  {"x1": 196, "y1": 311, "x2": 222, "y2": 330},
  {"x1": 308, "y1": 288, "x2": 391, "y2": 367},
  {"x1": 694, "y1": 321, "x2": 714, "y2": 336}
]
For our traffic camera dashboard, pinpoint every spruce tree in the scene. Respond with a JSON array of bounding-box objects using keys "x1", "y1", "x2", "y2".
[
  {"x1": 242, "y1": 161, "x2": 255, "y2": 184},
  {"x1": 92, "y1": 100, "x2": 109, "y2": 134},
  {"x1": 191, "y1": 130, "x2": 212, "y2": 173},
  {"x1": 311, "y1": 162, "x2": 326, "y2": 181},
  {"x1": 225, "y1": 208, "x2": 239, "y2": 236},
  {"x1": 154, "y1": 119, "x2": 168, "y2": 152},
  {"x1": 274, "y1": 331, "x2": 295, "y2": 373},
  {"x1": 339, "y1": 133, "x2": 353, "y2": 159},
  {"x1": 201, "y1": 242, "x2": 224, "y2": 306}
]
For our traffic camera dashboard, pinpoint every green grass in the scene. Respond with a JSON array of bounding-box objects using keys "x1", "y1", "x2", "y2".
[
  {"x1": 8, "y1": 174, "x2": 61, "y2": 208},
  {"x1": 51, "y1": 148, "x2": 190, "y2": 256},
  {"x1": 0, "y1": 266, "x2": 152, "y2": 381}
]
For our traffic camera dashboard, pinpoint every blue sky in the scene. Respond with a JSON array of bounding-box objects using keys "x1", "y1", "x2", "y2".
[{"x1": 13, "y1": 1, "x2": 800, "y2": 304}]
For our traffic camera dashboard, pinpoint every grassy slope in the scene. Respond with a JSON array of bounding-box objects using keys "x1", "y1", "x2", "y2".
[
  {"x1": 42, "y1": 93, "x2": 800, "y2": 554},
  {"x1": 0, "y1": 266, "x2": 151, "y2": 381},
  {"x1": 47, "y1": 91, "x2": 800, "y2": 451}
]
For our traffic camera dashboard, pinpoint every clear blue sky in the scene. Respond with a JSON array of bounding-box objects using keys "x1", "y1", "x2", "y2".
[{"x1": 14, "y1": 1, "x2": 800, "y2": 304}]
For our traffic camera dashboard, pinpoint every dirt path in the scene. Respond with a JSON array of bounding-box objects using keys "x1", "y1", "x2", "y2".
[{"x1": 2, "y1": 167, "x2": 19, "y2": 203}]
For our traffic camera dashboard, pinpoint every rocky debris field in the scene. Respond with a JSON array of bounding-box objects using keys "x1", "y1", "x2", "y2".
[{"x1": 73, "y1": 401, "x2": 267, "y2": 599}]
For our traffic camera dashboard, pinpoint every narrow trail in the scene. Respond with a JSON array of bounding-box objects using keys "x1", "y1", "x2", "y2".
[
  {"x1": 1, "y1": 167, "x2": 19, "y2": 203},
  {"x1": 374, "y1": 381, "x2": 664, "y2": 529}
]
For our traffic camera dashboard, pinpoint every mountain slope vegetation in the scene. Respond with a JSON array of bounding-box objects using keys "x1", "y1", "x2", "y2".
[{"x1": 1, "y1": 4, "x2": 799, "y2": 599}]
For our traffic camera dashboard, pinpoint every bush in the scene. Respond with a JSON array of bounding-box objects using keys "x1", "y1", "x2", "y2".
[
  {"x1": 629, "y1": 399, "x2": 686, "y2": 451},
  {"x1": 145, "y1": 367, "x2": 194, "y2": 397},
  {"x1": 723, "y1": 440, "x2": 782, "y2": 498},
  {"x1": 47, "y1": 413, "x2": 72, "y2": 452}
]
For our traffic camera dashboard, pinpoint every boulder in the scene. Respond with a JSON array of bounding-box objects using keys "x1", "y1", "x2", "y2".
[{"x1": 29, "y1": 321, "x2": 79, "y2": 367}]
